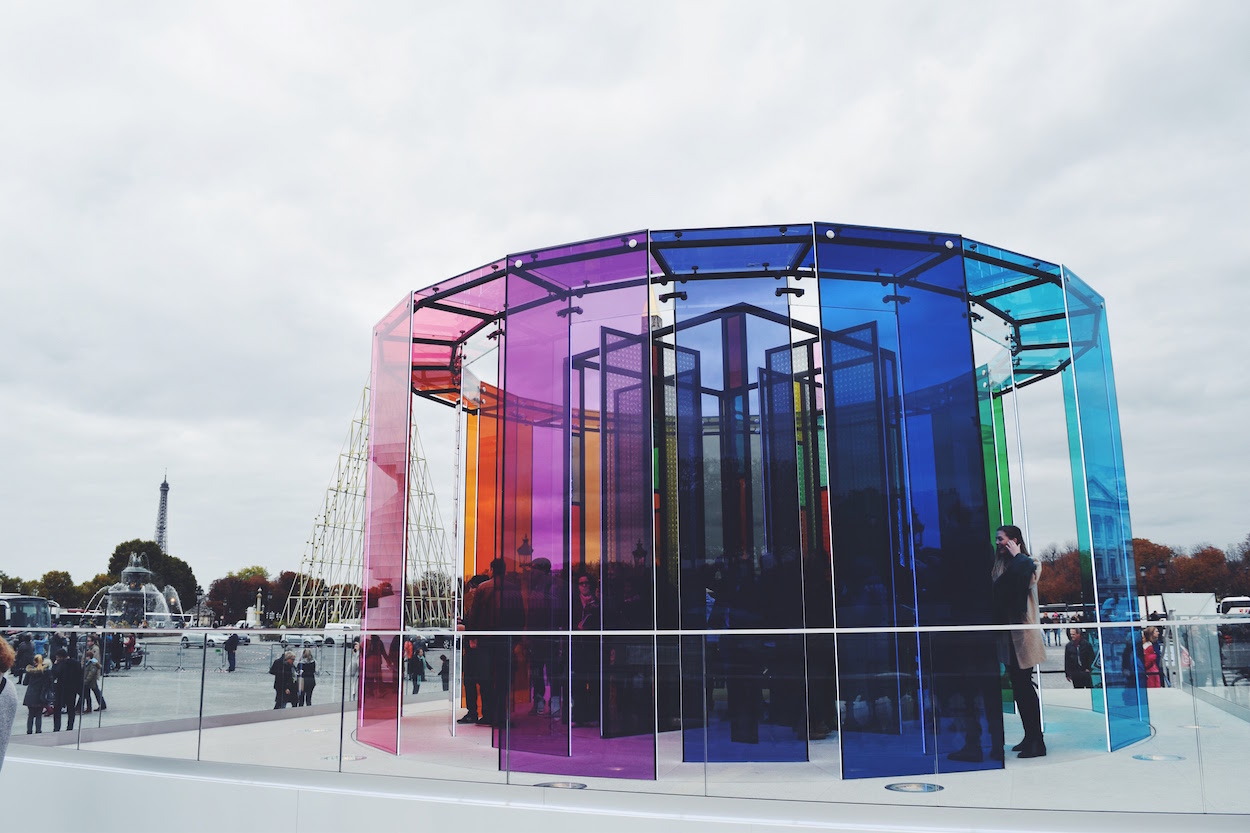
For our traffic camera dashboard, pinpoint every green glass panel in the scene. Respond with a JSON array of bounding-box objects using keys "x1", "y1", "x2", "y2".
[{"x1": 992, "y1": 394, "x2": 1012, "y2": 525}]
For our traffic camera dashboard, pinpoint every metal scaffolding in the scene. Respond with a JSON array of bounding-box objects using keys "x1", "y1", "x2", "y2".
[{"x1": 282, "y1": 387, "x2": 455, "y2": 629}]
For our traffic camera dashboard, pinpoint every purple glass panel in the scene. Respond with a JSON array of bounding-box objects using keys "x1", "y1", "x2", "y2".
[
  {"x1": 500, "y1": 234, "x2": 655, "y2": 779},
  {"x1": 492, "y1": 271, "x2": 568, "y2": 761},
  {"x1": 359, "y1": 292, "x2": 413, "y2": 754}
]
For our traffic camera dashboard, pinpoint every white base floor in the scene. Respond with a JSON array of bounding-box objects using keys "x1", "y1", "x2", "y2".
[{"x1": 3, "y1": 686, "x2": 1247, "y2": 831}]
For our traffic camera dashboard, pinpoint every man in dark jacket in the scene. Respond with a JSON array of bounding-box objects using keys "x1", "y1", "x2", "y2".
[
  {"x1": 269, "y1": 651, "x2": 297, "y2": 708},
  {"x1": 49, "y1": 648, "x2": 82, "y2": 732},
  {"x1": 224, "y1": 633, "x2": 240, "y2": 672},
  {"x1": 1065, "y1": 628, "x2": 1096, "y2": 688},
  {"x1": 13, "y1": 636, "x2": 33, "y2": 684}
]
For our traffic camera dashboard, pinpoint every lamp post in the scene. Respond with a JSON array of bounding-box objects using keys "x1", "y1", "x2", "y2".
[
  {"x1": 1139, "y1": 562, "x2": 1169, "y2": 620},
  {"x1": 517, "y1": 535, "x2": 533, "y2": 571}
]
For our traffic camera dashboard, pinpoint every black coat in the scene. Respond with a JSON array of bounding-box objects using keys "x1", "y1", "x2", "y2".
[
  {"x1": 270, "y1": 658, "x2": 296, "y2": 693},
  {"x1": 991, "y1": 553, "x2": 1036, "y2": 624},
  {"x1": 22, "y1": 666, "x2": 50, "y2": 708},
  {"x1": 1065, "y1": 638, "x2": 1096, "y2": 684},
  {"x1": 297, "y1": 659, "x2": 316, "y2": 688},
  {"x1": 50, "y1": 657, "x2": 83, "y2": 703},
  {"x1": 13, "y1": 641, "x2": 33, "y2": 674}
]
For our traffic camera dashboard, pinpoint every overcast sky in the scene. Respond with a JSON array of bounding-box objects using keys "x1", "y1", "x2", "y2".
[{"x1": 1, "y1": 2, "x2": 1247, "y2": 589}]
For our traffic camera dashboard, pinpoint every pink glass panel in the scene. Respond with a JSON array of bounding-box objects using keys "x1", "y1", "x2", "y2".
[{"x1": 359, "y1": 291, "x2": 412, "y2": 754}]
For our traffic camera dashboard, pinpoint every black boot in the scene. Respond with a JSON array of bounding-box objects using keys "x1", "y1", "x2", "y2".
[
  {"x1": 947, "y1": 745, "x2": 983, "y2": 763},
  {"x1": 1017, "y1": 737, "x2": 1047, "y2": 758}
]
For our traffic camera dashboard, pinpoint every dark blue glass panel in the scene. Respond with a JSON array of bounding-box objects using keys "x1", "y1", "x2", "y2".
[
  {"x1": 651, "y1": 223, "x2": 814, "y2": 280},
  {"x1": 699, "y1": 634, "x2": 808, "y2": 762},
  {"x1": 930, "y1": 631, "x2": 1005, "y2": 774},
  {"x1": 670, "y1": 257, "x2": 807, "y2": 763},
  {"x1": 1062, "y1": 268, "x2": 1149, "y2": 749},
  {"x1": 816, "y1": 238, "x2": 921, "y2": 778},
  {"x1": 816, "y1": 223, "x2": 1001, "y2": 779},
  {"x1": 835, "y1": 631, "x2": 932, "y2": 779},
  {"x1": 895, "y1": 247, "x2": 993, "y2": 628}
]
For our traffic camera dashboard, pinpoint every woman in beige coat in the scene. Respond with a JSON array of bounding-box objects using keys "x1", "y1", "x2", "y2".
[{"x1": 992, "y1": 525, "x2": 1047, "y2": 758}]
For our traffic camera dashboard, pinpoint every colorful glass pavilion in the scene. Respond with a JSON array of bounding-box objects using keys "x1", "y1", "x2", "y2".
[{"x1": 360, "y1": 222, "x2": 1148, "y2": 780}]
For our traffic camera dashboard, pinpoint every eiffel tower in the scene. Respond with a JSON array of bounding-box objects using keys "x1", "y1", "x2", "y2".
[{"x1": 282, "y1": 385, "x2": 455, "y2": 628}]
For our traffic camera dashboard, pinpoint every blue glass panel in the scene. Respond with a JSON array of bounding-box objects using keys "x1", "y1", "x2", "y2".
[{"x1": 1062, "y1": 267, "x2": 1149, "y2": 749}]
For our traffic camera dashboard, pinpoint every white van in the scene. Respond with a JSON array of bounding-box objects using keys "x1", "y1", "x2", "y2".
[
  {"x1": 1219, "y1": 596, "x2": 1250, "y2": 616},
  {"x1": 323, "y1": 621, "x2": 359, "y2": 645}
]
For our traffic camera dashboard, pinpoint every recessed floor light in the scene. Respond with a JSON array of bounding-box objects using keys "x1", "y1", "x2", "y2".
[
  {"x1": 885, "y1": 782, "x2": 943, "y2": 793},
  {"x1": 535, "y1": 782, "x2": 587, "y2": 789},
  {"x1": 1133, "y1": 754, "x2": 1184, "y2": 762},
  {"x1": 321, "y1": 754, "x2": 367, "y2": 762}
]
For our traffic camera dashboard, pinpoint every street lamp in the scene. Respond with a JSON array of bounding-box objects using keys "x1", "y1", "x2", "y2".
[
  {"x1": 1139, "y1": 562, "x2": 1169, "y2": 620},
  {"x1": 517, "y1": 535, "x2": 533, "y2": 570}
]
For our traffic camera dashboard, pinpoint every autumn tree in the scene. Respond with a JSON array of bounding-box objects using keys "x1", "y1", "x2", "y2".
[
  {"x1": 207, "y1": 571, "x2": 269, "y2": 625},
  {"x1": 1037, "y1": 544, "x2": 1082, "y2": 605},
  {"x1": 1169, "y1": 545, "x2": 1231, "y2": 596}
]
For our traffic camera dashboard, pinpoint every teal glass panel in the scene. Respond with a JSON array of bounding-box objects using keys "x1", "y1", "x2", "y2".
[{"x1": 1062, "y1": 267, "x2": 1149, "y2": 749}]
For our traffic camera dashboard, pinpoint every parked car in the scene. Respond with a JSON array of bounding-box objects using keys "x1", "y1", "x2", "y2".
[
  {"x1": 278, "y1": 632, "x2": 324, "y2": 648},
  {"x1": 181, "y1": 630, "x2": 251, "y2": 649}
]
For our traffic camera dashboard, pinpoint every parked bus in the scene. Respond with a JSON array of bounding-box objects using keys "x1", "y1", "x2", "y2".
[
  {"x1": 0, "y1": 593, "x2": 54, "y2": 656},
  {"x1": 0, "y1": 593, "x2": 53, "y2": 630}
]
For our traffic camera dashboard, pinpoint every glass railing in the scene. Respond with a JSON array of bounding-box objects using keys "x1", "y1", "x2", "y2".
[{"x1": 5, "y1": 622, "x2": 1249, "y2": 814}]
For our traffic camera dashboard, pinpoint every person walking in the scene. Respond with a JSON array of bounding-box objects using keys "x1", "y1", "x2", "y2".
[
  {"x1": 224, "y1": 632, "x2": 240, "y2": 672},
  {"x1": 438, "y1": 654, "x2": 450, "y2": 692},
  {"x1": 296, "y1": 649, "x2": 316, "y2": 706},
  {"x1": 49, "y1": 648, "x2": 82, "y2": 732},
  {"x1": 81, "y1": 646, "x2": 107, "y2": 712},
  {"x1": 0, "y1": 636, "x2": 19, "y2": 773},
  {"x1": 22, "y1": 653, "x2": 51, "y2": 734},
  {"x1": 348, "y1": 640, "x2": 359, "y2": 701}
]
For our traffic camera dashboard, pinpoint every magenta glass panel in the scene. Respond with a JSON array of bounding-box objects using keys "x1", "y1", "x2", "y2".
[
  {"x1": 359, "y1": 292, "x2": 413, "y2": 754},
  {"x1": 413, "y1": 259, "x2": 509, "y2": 313}
]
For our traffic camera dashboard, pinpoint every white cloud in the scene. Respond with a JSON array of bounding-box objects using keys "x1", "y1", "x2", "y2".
[{"x1": 1, "y1": 1, "x2": 1247, "y2": 587}]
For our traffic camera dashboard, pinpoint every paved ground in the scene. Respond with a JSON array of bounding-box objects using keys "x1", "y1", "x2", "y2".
[
  {"x1": 6, "y1": 639, "x2": 370, "y2": 736},
  {"x1": 8, "y1": 633, "x2": 1250, "y2": 814}
]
